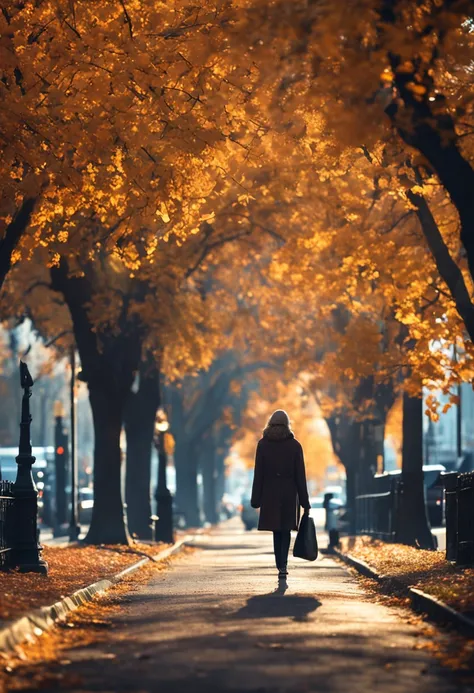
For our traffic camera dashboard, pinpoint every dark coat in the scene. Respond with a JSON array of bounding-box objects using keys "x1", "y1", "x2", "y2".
[{"x1": 250, "y1": 425, "x2": 310, "y2": 531}]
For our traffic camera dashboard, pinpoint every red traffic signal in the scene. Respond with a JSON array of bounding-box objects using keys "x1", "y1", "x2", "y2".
[{"x1": 56, "y1": 446, "x2": 65, "y2": 455}]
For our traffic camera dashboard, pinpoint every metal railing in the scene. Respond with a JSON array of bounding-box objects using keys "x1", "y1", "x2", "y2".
[
  {"x1": 355, "y1": 480, "x2": 400, "y2": 542},
  {"x1": 0, "y1": 480, "x2": 14, "y2": 569},
  {"x1": 444, "y1": 471, "x2": 474, "y2": 565},
  {"x1": 354, "y1": 470, "x2": 474, "y2": 565}
]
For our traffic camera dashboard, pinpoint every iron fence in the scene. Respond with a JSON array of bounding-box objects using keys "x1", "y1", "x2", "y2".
[
  {"x1": 444, "y1": 471, "x2": 474, "y2": 565},
  {"x1": 0, "y1": 480, "x2": 14, "y2": 569},
  {"x1": 354, "y1": 470, "x2": 474, "y2": 565},
  {"x1": 355, "y1": 479, "x2": 400, "y2": 541}
]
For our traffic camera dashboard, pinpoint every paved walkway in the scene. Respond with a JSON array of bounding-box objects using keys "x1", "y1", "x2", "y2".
[{"x1": 36, "y1": 522, "x2": 466, "y2": 692}]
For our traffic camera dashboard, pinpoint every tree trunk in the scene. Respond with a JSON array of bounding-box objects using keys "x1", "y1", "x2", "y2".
[
  {"x1": 357, "y1": 421, "x2": 378, "y2": 490},
  {"x1": 50, "y1": 259, "x2": 142, "y2": 545},
  {"x1": 397, "y1": 392, "x2": 436, "y2": 549},
  {"x1": 0, "y1": 198, "x2": 36, "y2": 293},
  {"x1": 124, "y1": 418, "x2": 153, "y2": 540},
  {"x1": 174, "y1": 438, "x2": 200, "y2": 528},
  {"x1": 85, "y1": 383, "x2": 129, "y2": 544},
  {"x1": 345, "y1": 465, "x2": 357, "y2": 535},
  {"x1": 124, "y1": 360, "x2": 160, "y2": 539},
  {"x1": 387, "y1": 61, "x2": 474, "y2": 281},
  {"x1": 408, "y1": 189, "x2": 474, "y2": 341},
  {"x1": 201, "y1": 451, "x2": 219, "y2": 525},
  {"x1": 326, "y1": 414, "x2": 365, "y2": 534},
  {"x1": 411, "y1": 138, "x2": 474, "y2": 279},
  {"x1": 215, "y1": 453, "x2": 226, "y2": 509},
  {"x1": 326, "y1": 414, "x2": 386, "y2": 534}
]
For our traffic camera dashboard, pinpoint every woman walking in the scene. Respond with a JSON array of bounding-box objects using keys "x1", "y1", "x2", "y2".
[{"x1": 251, "y1": 409, "x2": 311, "y2": 580}]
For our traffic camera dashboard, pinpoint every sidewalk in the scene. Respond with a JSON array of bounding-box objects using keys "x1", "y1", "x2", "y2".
[{"x1": 9, "y1": 520, "x2": 470, "y2": 692}]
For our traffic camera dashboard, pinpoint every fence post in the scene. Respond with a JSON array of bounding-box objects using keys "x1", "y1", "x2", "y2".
[
  {"x1": 394, "y1": 478, "x2": 405, "y2": 543},
  {"x1": 389, "y1": 480, "x2": 394, "y2": 540},
  {"x1": 11, "y1": 362, "x2": 48, "y2": 574},
  {"x1": 394, "y1": 478, "x2": 402, "y2": 542},
  {"x1": 456, "y1": 472, "x2": 474, "y2": 566},
  {"x1": 443, "y1": 472, "x2": 458, "y2": 562}
]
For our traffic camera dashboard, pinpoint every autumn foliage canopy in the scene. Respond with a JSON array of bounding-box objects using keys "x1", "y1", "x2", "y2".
[{"x1": 2, "y1": 1, "x2": 474, "y2": 541}]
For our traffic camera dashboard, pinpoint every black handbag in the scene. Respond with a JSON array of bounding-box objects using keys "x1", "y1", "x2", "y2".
[{"x1": 293, "y1": 512, "x2": 318, "y2": 561}]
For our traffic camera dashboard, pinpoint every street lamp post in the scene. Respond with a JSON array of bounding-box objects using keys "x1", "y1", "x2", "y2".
[
  {"x1": 153, "y1": 410, "x2": 174, "y2": 544},
  {"x1": 12, "y1": 362, "x2": 48, "y2": 573}
]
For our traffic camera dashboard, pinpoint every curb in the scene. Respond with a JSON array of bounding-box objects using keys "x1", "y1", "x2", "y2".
[
  {"x1": 0, "y1": 535, "x2": 194, "y2": 654},
  {"x1": 334, "y1": 548, "x2": 474, "y2": 637},
  {"x1": 409, "y1": 588, "x2": 474, "y2": 638},
  {"x1": 333, "y1": 550, "x2": 386, "y2": 582}
]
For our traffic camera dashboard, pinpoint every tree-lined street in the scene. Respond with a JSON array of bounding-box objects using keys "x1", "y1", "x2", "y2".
[
  {"x1": 13, "y1": 522, "x2": 468, "y2": 693},
  {"x1": 2, "y1": 1, "x2": 474, "y2": 687}
]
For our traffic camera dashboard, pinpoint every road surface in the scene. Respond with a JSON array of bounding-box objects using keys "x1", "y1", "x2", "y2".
[{"x1": 31, "y1": 521, "x2": 466, "y2": 692}]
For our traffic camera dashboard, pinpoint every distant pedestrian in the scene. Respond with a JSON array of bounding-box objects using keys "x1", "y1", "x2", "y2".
[{"x1": 251, "y1": 409, "x2": 311, "y2": 580}]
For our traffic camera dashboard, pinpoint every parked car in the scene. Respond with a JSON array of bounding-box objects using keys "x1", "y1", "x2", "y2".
[{"x1": 240, "y1": 497, "x2": 259, "y2": 531}]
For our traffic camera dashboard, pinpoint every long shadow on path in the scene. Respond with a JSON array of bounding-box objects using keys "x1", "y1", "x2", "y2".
[{"x1": 234, "y1": 585, "x2": 321, "y2": 622}]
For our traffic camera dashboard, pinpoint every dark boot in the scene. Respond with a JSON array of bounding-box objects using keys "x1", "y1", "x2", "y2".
[{"x1": 278, "y1": 531, "x2": 290, "y2": 579}]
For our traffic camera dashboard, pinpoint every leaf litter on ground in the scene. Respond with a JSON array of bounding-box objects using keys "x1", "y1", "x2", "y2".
[
  {"x1": 0, "y1": 546, "x2": 195, "y2": 692},
  {"x1": 339, "y1": 535, "x2": 474, "y2": 614},
  {"x1": 0, "y1": 541, "x2": 170, "y2": 623}
]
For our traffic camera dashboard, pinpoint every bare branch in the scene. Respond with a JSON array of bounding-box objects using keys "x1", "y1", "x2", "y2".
[{"x1": 119, "y1": 0, "x2": 133, "y2": 38}]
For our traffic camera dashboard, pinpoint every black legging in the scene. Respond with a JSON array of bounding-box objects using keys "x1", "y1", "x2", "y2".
[{"x1": 273, "y1": 530, "x2": 291, "y2": 571}]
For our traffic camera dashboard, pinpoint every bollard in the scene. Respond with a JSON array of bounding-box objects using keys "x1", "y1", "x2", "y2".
[{"x1": 11, "y1": 362, "x2": 48, "y2": 574}]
